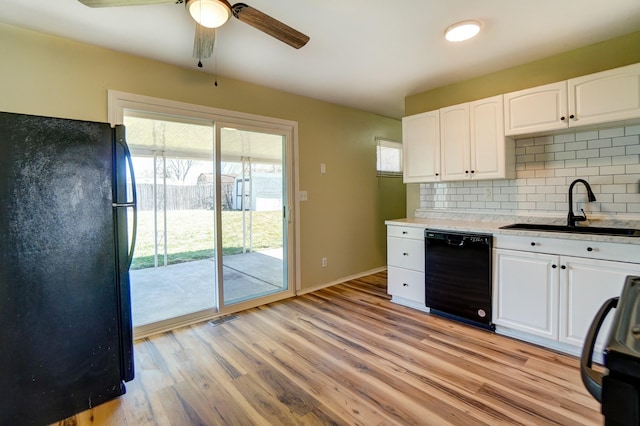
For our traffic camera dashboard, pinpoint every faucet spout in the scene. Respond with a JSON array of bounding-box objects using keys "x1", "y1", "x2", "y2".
[{"x1": 567, "y1": 179, "x2": 597, "y2": 227}]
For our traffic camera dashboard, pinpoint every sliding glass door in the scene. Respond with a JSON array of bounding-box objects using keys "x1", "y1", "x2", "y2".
[
  {"x1": 115, "y1": 99, "x2": 296, "y2": 336},
  {"x1": 216, "y1": 124, "x2": 289, "y2": 308}
]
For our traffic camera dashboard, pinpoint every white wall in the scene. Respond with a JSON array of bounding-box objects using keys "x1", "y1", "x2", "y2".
[{"x1": 419, "y1": 124, "x2": 640, "y2": 217}]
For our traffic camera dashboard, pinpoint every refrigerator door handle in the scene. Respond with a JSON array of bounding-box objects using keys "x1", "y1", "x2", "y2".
[
  {"x1": 123, "y1": 140, "x2": 137, "y2": 269},
  {"x1": 113, "y1": 202, "x2": 136, "y2": 208}
]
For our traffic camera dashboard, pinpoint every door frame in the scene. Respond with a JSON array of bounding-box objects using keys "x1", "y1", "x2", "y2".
[{"x1": 108, "y1": 90, "x2": 300, "y2": 337}]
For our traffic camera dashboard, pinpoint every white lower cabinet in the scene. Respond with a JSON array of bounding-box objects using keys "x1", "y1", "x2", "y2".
[
  {"x1": 560, "y1": 257, "x2": 639, "y2": 352},
  {"x1": 493, "y1": 249, "x2": 559, "y2": 340},
  {"x1": 386, "y1": 225, "x2": 427, "y2": 312},
  {"x1": 493, "y1": 235, "x2": 640, "y2": 358}
]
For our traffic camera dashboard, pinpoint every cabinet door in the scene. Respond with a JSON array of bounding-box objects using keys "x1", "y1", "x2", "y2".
[
  {"x1": 493, "y1": 249, "x2": 559, "y2": 339},
  {"x1": 440, "y1": 103, "x2": 470, "y2": 181},
  {"x1": 470, "y1": 96, "x2": 509, "y2": 180},
  {"x1": 504, "y1": 81, "x2": 568, "y2": 136},
  {"x1": 569, "y1": 62, "x2": 640, "y2": 127},
  {"x1": 402, "y1": 111, "x2": 440, "y2": 183},
  {"x1": 559, "y1": 257, "x2": 640, "y2": 352}
]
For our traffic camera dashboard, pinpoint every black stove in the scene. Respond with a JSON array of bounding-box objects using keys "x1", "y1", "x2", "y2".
[{"x1": 582, "y1": 275, "x2": 640, "y2": 426}]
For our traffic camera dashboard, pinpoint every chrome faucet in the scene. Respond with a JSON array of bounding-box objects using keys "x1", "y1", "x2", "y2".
[{"x1": 567, "y1": 178, "x2": 597, "y2": 227}]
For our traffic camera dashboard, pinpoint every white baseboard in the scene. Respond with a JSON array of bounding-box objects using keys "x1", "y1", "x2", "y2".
[{"x1": 296, "y1": 266, "x2": 387, "y2": 295}]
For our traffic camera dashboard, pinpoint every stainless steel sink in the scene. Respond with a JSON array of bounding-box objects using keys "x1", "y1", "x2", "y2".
[{"x1": 499, "y1": 223, "x2": 640, "y2": 237}]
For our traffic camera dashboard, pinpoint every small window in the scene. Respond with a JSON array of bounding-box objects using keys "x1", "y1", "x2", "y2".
[{"x1": 376, "y1": 138, "x2": 403, "y2": 177}]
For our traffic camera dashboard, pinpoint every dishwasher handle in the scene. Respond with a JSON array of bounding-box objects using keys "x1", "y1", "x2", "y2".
[{"x1": 425, "y1": 230, "x2": 493, "y2": 248}]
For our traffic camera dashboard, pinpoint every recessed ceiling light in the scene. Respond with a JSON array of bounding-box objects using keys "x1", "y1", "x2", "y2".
[{"x1": 445, "y1": 20, "x2": 481, "y2": 42}]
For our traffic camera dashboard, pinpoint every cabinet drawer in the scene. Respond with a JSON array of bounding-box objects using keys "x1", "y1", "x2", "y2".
[
  {"x1": 387, "y1": 237, "x2": 425, "y2": 271},
  {"x1": 387, "y1": 225, "x2": 425, "y2": 240},
  {"x1": 494, "y1": 234, "x2": 640, "y2": 263},
  {"x1": 387, "y1": 266, "x2": 425, "y2": 303}
]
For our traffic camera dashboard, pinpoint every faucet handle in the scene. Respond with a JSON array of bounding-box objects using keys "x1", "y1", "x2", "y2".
[{"x1": 579, "y1": 208, "x2": 588, "y2": 221}]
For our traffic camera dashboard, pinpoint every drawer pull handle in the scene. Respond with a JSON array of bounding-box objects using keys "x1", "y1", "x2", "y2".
[
  {"x1": 587, "y1": 247, "x2": 593, "y2": 252},
  {"x1": 403, "y1": 283, "x2": 409, "y2": 287}
]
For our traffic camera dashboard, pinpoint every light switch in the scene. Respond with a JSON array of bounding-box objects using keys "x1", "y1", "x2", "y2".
[{"x1": 320, "y1": 163, "x2": 326, "y2": 174}]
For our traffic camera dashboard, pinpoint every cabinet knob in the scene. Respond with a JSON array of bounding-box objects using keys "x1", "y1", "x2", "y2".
[
  {"x1": 561, "y1": 265, "x2": 567, "y2": 270},
  {"x1": 531, "y1": 242, "x2": 536, "y2": 246},
  {"x1": 402, "y1": 231, "x2": 408, "y2": 235},
  {"x1": 570, "y1": 114, "x2": 575, "y2": 119},
  {"x1": 587, "y1": 247, "x2": 593, "y2": 252},
  {"x1": 435, "y1": 173, "x2": 439, "y2": 176},
  {"x1": 471, "y1": 170, "x2": 475, "y2": 174},
  {"x1": 560, "y1": 116, "x2": 566, "y2": 121},
  {"x1": 403, "y1": 252, "x2": 409, "y2": 256},
  {"x1": 552, "y1": 264, "x2": 557, "y2": 269},
  {"x1": 465, "y1": 170, "x2": 469, "y2": 174},
  {"x1": 403, "y1": 283, "x2": 409, "y2": 287}
]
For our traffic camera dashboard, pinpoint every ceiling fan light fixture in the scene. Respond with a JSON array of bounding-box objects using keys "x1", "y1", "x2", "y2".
[
  {"x1": 444, "y1": 20, "x2": 481, "y2": 42},
  {"x1": 187, "y1": 0, "x2": 231, "y2": 29}
]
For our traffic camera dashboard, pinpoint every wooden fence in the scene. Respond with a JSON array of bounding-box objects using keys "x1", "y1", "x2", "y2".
[{"x1": 136, "y1": 183, "x2": 216, "y2": 211}]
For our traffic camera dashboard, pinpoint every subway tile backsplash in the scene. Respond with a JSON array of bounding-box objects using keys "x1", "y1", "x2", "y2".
[{"x1": 419, "y1": 124, "x2": 640, "y2": 217}]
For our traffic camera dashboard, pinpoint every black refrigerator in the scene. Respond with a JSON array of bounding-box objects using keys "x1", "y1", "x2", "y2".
[{"x1": 0, "y1": 111, "x2": 136, "y2": 425}]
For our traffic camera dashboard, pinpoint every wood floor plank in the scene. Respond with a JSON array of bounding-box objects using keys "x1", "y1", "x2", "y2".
[
  {"x1": 255, "y1": 302, "x2": 491, "y2": 425},
  {"x1": 55, "y1": 270, "x2": 603, "y2": 425}
]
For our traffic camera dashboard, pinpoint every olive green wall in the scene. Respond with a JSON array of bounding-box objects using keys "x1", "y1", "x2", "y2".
[
  {"x1": 0, "y1": 23, "x2": 404, "y2": 292},
  {"x1": 404, "y1": 30, "x2": 640, "y2": 216}
]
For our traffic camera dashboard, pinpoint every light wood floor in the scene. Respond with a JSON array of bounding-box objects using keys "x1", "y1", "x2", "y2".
[{"x1": 58, "y1": 271, "x2": 603, "y2": 425}]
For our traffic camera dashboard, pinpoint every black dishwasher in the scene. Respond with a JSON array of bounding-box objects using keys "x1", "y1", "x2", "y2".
[{"x1": 425, "y1": 230, "x2": 494, "y2": 330}]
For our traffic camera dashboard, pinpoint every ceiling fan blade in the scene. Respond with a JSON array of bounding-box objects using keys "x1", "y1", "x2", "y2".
[
  {"x1": 231, "y1": 3, "x2": 309, "y2": 49},
  {"x1": 77, "y1": 0, "x2": 176, "y2": 7}
]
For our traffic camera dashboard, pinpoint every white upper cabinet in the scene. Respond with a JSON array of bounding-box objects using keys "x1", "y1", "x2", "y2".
[
  {"x1": 470, "y1": 96, "x2": 513, "y2": 180},
  {"x1": 504, "y1": 62, "x2": 640, "y2": 136},
  {"x1": 441, "y1": 96, "x2": 514, "y2": 181},
  {"x1": 402, "y1": 110, "x2": 440, "y2": 183},
  {"x1": 569, "y1": 62, "x2": 640, "y2": 127},
  {"x1": 440, "y1": 103, "x2": 470, "y2": 181},
  {"x1": 504, "y1": 81, "x2": 568, "y2": 136},
  {"x1": 403, "y1": 95, "x2": 513, "y2": 183}
]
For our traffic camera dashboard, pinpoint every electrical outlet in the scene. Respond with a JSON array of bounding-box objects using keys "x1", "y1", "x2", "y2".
[
  {"x1": 299, "y1": 190, "x2": 308, "y2": 201},
  {"x1": 321, "y1": 257, "x2": 328, "y2": 267},
  {"x1": 484, "y1": 187, "x2": 492, "y2": 200},
  {"x1": 320, "y1": 163, "x2": 326, "y2": 174}
]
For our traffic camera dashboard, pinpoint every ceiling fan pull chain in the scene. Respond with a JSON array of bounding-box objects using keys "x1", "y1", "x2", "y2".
[{"x1": 213, "y1": 27, "x2": 219, "y2": 86}]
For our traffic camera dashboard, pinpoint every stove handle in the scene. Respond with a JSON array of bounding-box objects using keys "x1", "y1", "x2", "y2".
[{"x1": 580, "y1": 296, "x2": 618, "y2": 403}]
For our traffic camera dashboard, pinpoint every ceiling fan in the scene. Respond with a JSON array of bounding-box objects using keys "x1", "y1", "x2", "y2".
[{"x1": 77, "y1": 0, "x2": 310, "y2": 64}]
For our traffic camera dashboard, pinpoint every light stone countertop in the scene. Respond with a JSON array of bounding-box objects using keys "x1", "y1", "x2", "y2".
[{"x1": 385, "y1": 212, "x2": 640, "y2": 246}]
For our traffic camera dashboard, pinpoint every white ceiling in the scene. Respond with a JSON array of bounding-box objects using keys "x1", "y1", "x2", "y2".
[{"x1": 1, "y1": 0, "x2": 639, "y2": 119}]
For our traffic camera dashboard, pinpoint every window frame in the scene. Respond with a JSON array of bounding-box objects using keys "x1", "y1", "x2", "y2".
[{"x1": 376, "y1": 137, "x2": 403, "y2": 177}]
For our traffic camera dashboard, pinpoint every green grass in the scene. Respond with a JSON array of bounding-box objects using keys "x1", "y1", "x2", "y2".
[{"x1": 130, "y1": 209, "x2": 282, "y2": 270}]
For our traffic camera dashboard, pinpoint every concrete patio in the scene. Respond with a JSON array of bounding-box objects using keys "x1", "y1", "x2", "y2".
[{"x1": 130, "y1": 248, "x2": 284, "y2": 327}]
